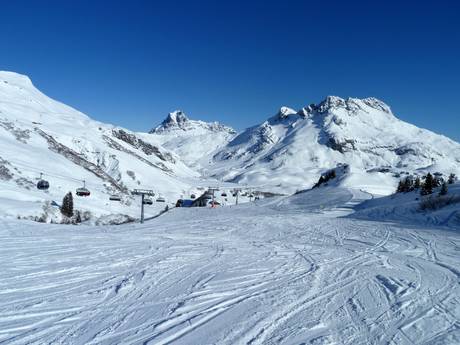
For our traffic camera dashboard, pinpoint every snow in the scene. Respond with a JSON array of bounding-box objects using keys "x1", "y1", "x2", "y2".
[
  {"x1": 353, "y1": 182, "x2": 460, "y2": 227},
  {"x1": 199, "y1": 96, "x2": 460, "y2": 195},
  {"x1": 1, "y1": 71, "x2": 460, "y2": 221},
  {"x1": 0, "y1": 188, "x2": 458, "y2": 344},
  {"x1": 1, "y1": 71, "x2": 459, "y2": 343},
  {"x1": 147, "y1": 110, "x2": 236, "y2": 169},
  {"x1": 0, "y1": 72, "x2": 243, "y2": 221}
]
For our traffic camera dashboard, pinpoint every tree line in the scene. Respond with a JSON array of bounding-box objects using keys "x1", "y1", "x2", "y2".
[{"x1": 396, "y1": 173, "x2": 456, "y2": 196}]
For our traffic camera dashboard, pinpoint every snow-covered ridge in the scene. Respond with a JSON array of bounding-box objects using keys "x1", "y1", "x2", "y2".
[
  {"x1": 207, "y1": 95, "x2": 460, "y2": 194},
  {"x1": 150, "y1": 110, "x2": 235, "y2": 134},
  {"x1": 1, "y1": 70, "x2": 459, "y2": 220},
  {"x1": 0, "y1": 71, "x2": 202, "y2": 221},
  {"x1": 148, "y1": 110, "x2": 237, "y2": 169}
]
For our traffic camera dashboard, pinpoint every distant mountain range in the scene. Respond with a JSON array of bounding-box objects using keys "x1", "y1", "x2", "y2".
[
  {"x1": 149, "y1": 96, "x2": 460, "y2": 195},
  {"x1": 1, "y1": 71, "x2": 459, "y2": 219}
]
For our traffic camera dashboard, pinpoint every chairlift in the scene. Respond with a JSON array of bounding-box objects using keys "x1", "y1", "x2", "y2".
[
  {"x1": 109, "y1": 194, "x2": 121, "y2": 201},
  {"x1": 143, "y1": 197, "x2": 153, "y2": 205},
  {"x1": 249, "y1": 194, "x2": 254, "y2": 198},
  {"x1": 36, "y1": 173, "x2": 50, "y2": 190},
  {"x1": 156, "y1": 196, "x2": 165, "y2": 202},
  {"x1": 76, "y1": 180, "x2": 91, "y2": 197},
  {"x1": 221, "y1": 192, "x2": 227, "y2": 197}
]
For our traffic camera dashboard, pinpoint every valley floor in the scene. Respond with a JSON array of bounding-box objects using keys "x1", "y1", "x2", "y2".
[{"x1": 0, "y1": 190, "x2": 459, "y2": 344}]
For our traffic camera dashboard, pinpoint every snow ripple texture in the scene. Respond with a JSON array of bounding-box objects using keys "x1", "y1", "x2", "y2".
[{"x1": 0, "y1": 188, "x2": 458, "y2": 344}]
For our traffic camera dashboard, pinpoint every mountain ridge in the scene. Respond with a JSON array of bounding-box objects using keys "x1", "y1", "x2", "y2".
[
  {"x1": 0, "y1": 71, "x2": 204, "y2": 222},
  {"x1": 1, "y1": 70, "x2": 459, "y2": 220},
  {"x1": 200, "y1": 95, "x2": 460, "y2": 194},
  {"x1": 150, "y1": 110, "x2": 235, "y2": 135}
]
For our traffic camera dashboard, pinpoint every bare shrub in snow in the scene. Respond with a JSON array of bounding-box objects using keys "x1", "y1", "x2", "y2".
[
  {"x1": 439, "y1": 182, "x2": 448, "y2": 196},
  {"x1": 419, "y1": 195, "x2": 460, "y2": 211}
]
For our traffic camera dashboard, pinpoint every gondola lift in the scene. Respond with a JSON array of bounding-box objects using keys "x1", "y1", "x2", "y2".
[
  {"x1": 76, "y1": 180, "x2": 91, "y2": 197},
  {"x1": 143, "y1": 197, "x2": 153, "y2": 205},
  {"x1": 109, "y1": 194, "x2": 121, "y2": 201},
  {"x1": 36, "y1": 173, "x2": 50, "y2": 190}
]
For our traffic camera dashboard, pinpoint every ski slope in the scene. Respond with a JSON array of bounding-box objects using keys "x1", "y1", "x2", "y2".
[{"x1": 1, "y1": 189, "x2": 458, "y2": 344}]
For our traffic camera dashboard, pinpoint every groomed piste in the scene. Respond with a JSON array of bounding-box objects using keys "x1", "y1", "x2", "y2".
[{"x1": 1, "y1": 187, "x2": 458, "y2": 344}]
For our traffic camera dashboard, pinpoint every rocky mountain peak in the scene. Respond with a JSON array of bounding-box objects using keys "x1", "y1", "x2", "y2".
[
  {"x1": 275, "y1": 106, "x2": 297, "y2": 119},
  {"x1": 315, "y1": 96, "x2": 393, "y2": 116},
  {"x1": 165, "y1": 110, "x2": 188, "y2": 125},
  {"x1": 150, "y1": 110, "x2": 235, "y2": 135},
  {"x1": 149, "y1": 110, "x2": 190, "y2": 133}
]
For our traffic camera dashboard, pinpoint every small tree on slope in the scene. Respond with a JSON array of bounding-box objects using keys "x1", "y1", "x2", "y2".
[
  {"x1": 403, "y1": 177, "x2": 413, "y2": 192},
  {"x1": 448, "y1": 173, "x2": 456, "y2": 184},
  {"x1": 61, "y1": 192, "x2": 74, "y2": 218},
  {"x1": 439, "y1": 182, "x2": 448, "y2": 196},
  {"x1": 396, "y1": 180, "x2": 404, "y2": 193},
  {"x1": 421, "y1": 173, "x2": 434, "y2": 196}
]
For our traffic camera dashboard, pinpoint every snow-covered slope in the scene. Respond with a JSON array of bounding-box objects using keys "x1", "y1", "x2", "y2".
[
  {"x1": 352, "y1": 182, "x2": 460, "y2": 227},
  {"x1": 208, "y1": 96, "x2": 460, "y2": 194},
  {"x1": 0, "y1": 71, "x2": 202, "y2": 221},
  {"x1": 149, "y1": 110, "x2": 236, "y2": 168},
  {"x1": 2, "y1": 70, "x2": 460, "y2": 221},
  {"x1": 1, "y1": 186, "x2": 458, "y2": 344}
]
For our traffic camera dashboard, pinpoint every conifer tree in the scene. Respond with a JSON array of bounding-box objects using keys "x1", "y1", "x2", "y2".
[
  {"x1": 61, "y1": 192, "x2": 74, "y2": 218},
  {"x1": 414, "y1": 176, "x2": 421, "y2": 189},
  {"x1": 396, "y1": 180, "x2": 404, "y2": 193},
  {"x1": 439, "y1": 182, "x2": 448, "y2": 196},
  {"x1": 421, "y1": 173, "x2": 434, "y2": 196},
  {"x1": 403, "y1": 177, "x2": 412, "y2": 192},
  {"x1": 448, "y1": 173, "x2": 456, "y2": 184}
]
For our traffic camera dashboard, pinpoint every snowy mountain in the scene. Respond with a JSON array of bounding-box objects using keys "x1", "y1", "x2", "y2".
[
  {"x1": 207, "y1": 96, "x2": 460, "y2": 194},
  {"x1": 149, "y1": 110, "x2": 236, "y2": 168},
  {"x1": 2, "y1": 70, "x2": 459, "y2": 221},
  {"x1": 0, "y1": 71, "x2": 204, "y2": 221}
]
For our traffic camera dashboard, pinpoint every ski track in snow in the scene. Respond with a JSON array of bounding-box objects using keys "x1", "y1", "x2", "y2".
[{"x1": 0, "y1": 191, "x2": 459, "y2": 345}]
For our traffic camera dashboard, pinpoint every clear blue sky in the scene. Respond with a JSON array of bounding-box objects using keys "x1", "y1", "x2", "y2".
[{"x1": 1, "y1": 0, "x2": 459, "y2": 141}]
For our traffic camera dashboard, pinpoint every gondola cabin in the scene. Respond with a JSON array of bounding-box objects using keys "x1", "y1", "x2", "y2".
[
  {"x1": 37, "y1": 179, "x2": 50, "y2": 190},
  {"x1": 143, "y1": 197, "x2": 153, "y2": 205},
  {"x1": 36, "y1": 173, "x2": 50, "y2": 190},
  {"x1": 76, "y1": 188, "x2": 91, "y2": 197},
  {"x1": 109, "y1": 194, "x2": 121, "y2": 201}
]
